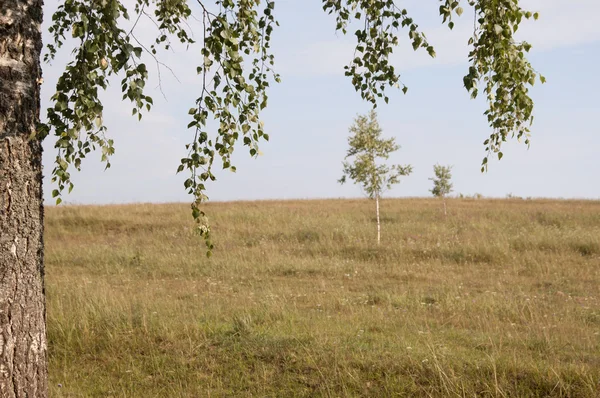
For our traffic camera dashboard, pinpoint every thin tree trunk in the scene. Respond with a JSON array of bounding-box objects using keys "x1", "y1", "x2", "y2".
[
  {"x1": 0, "y1": 0, "x2": 48, "y2": 396},
  {"x1": 443, "y1": 196, "x2": 447, "y2": 217},
  {"x1": 376, "y1": 193, "x2": 380, "y2": 245}
]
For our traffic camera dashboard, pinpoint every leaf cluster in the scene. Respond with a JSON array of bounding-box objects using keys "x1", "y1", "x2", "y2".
[
  {"x1": 429, "y1": 164, "x2": 453, "y2": 198},
  {"x1": 180, "y1": 0, "x2": 280, "y2": 253},
  {"x1": 339, "y1": 111, "x2": 412, "y2": 199},
  {"x1": 41, "y1": 0, "x2": 279, "y2": 254},
  {"x1": 322, "y1": 0, "x2": 436, "y2": 105},
  {"x1": 455, "y1": 0, "x2": 545, "y2": 171},
  {"x1": 41, "y1": 0, "x2": 196, "y2": 202}
]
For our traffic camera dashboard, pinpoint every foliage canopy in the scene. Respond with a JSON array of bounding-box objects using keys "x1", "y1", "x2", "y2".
[{"x1": 40, "y1": 0, "x2": 544, "y2": 251}]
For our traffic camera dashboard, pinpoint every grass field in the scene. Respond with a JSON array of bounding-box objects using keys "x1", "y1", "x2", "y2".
[{"x1": 45, "y1": 198, "x2": 600, "y2": 397}]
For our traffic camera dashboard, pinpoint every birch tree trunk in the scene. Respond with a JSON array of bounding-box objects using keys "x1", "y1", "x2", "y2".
[
  {"x1": 0, "y1": 0, "x2": 48, "y2": 395},
  {"x1": 443, "y1": 196, "x2": 447, "y2": 217},
  {"x1": 375, "y1": 193, "x2": 380, "y2": 245}
]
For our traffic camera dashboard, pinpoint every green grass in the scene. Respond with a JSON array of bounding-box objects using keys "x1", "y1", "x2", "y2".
[{"x1": 45, "y1": 198, "x2": 600, "y2": 397}]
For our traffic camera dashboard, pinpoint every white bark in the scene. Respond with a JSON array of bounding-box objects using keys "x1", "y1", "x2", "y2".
[
  {"x1": 376, "y1": 193, "x2": 381, "y2": 245},
  {"x1": 1, "y1": 0, "x2": 48, "y2": 394},
  {"x1": 443, "y1": 196, "x2": 447, "y2": 217}
]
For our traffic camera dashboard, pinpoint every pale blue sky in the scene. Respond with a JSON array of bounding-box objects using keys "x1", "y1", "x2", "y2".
[{"x1": 41, "y1": 0, "x2": 600, "y2": 204}]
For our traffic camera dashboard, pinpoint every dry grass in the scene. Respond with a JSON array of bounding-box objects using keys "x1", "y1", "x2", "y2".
[{"x1": 45, "y1": 198, "x2": 600, "y2": 397}]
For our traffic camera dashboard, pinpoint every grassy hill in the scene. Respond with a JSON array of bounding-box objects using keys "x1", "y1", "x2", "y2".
[{"x1": 45, "y1": 198, "x2": 600, "y2": 397}]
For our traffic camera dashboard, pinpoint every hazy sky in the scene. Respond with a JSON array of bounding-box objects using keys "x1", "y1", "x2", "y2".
[{"x1": 40, "y1": 0, "x2": 600, "y2": 204}]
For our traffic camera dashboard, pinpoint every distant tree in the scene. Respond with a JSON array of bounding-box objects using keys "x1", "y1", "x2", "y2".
[
  {"x1": 339, "y1": 111, "x2": 412, "y2": 244},
  {"x1": 429, "y1": 164, "x2": 453, "y2": 216}
]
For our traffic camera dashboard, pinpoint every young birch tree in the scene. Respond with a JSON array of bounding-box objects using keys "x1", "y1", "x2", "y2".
[
  {"x1": 429, "y1": 164, "x2": 454, "y2": 216},
  {"x1": 339, "y1": 111, "x2": 412, "y2": 245}
]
